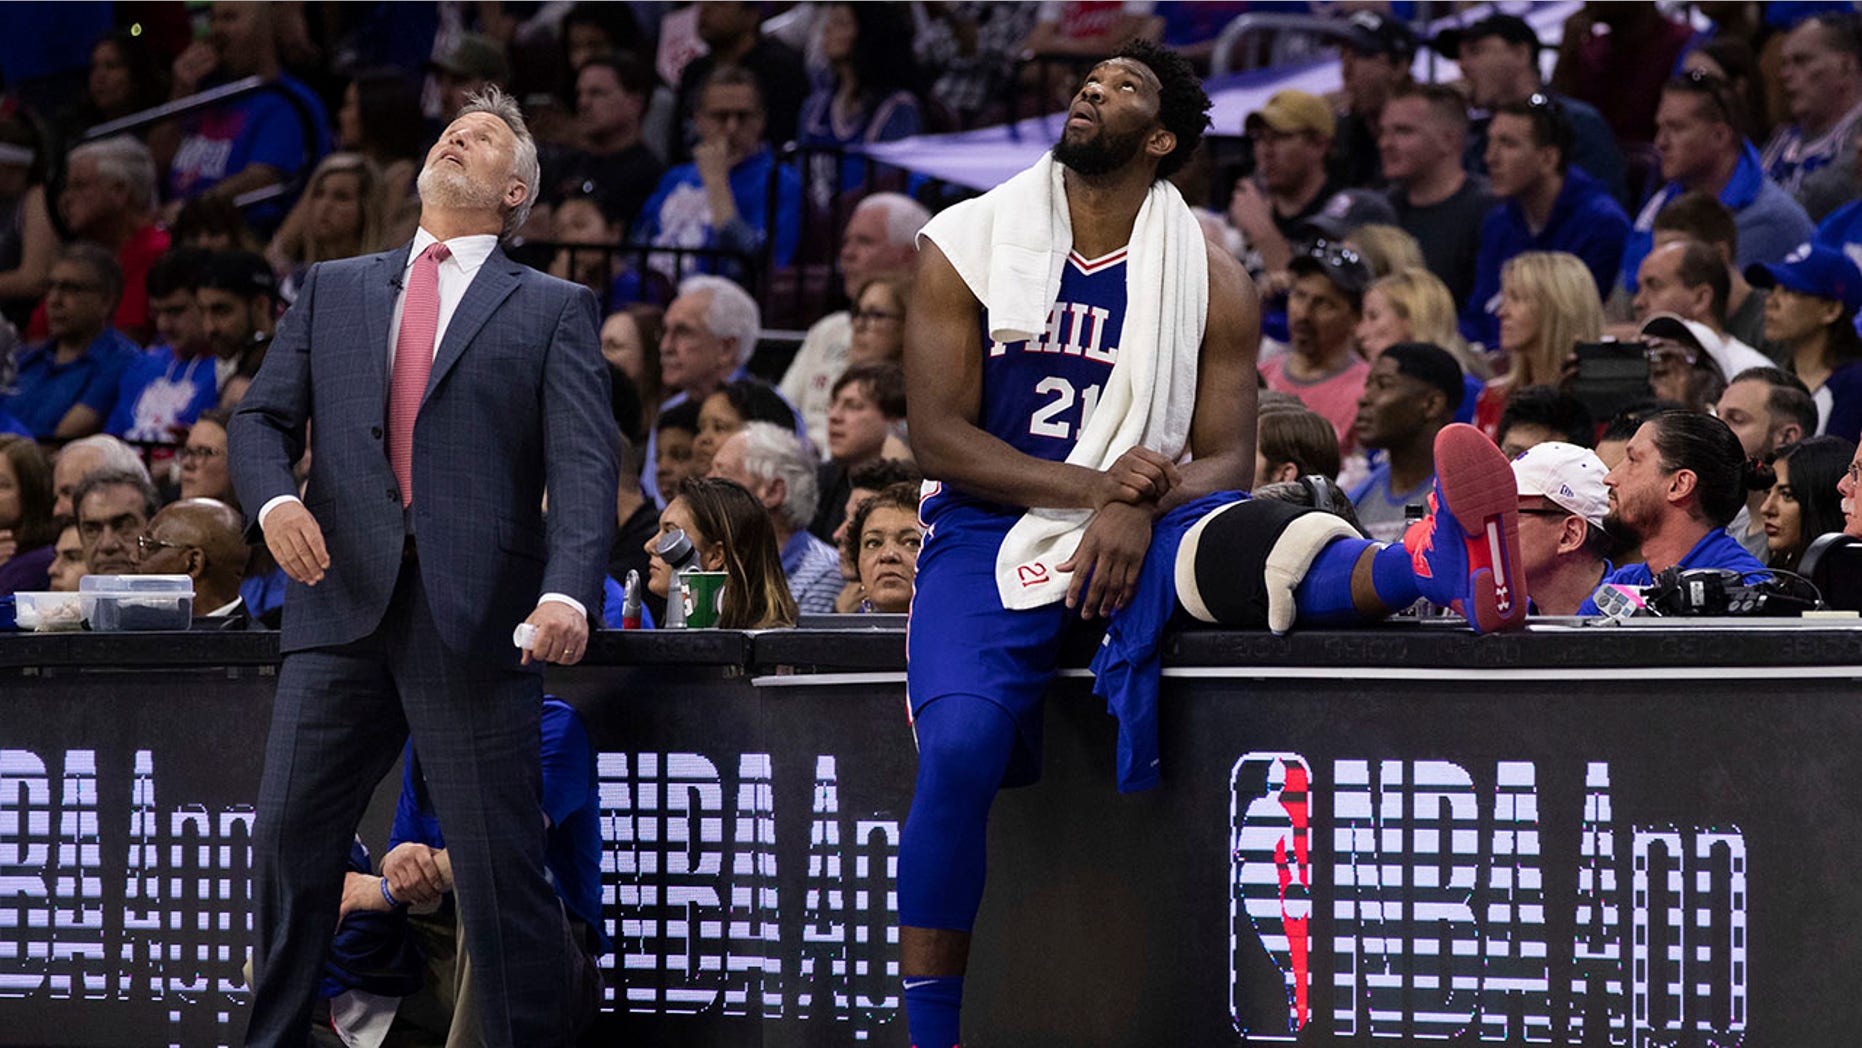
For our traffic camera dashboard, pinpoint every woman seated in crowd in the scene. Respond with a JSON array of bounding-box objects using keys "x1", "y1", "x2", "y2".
[
  {"x1": 0, "y1": 434, "x2": 57, "y2": 596},
  {"x1": 814, "y1": 361, "x2": 906, "y2": 539},
  {"x1": 693, "y1": 378, "x2": 797, "y2": 477},
  {"x1": 1359, "y1": 269, "x2": 1488, "y2": 376},
  {"x1": 841, "y1": 481, "x2": 923, "y2": 614},
  {"x1": 179, "y1": 408, "x2": 234, "y2": 503},
  {"x1": 600, "y1": 303, "x2": 663, "y2": 441},
  {"x1": 1475, "y1": 251, "x2": 1603, "y2": 440},
  {"x1": 333, "y1": 69, "x2": 424, "y2": 242},
  {"x1": 827, "y1": 458, "x2": 922, "y2": 611},
  {"x1": 54, "y1": 30, "x2": 167, "y2": 151},
  {"x1": 1344, "y1": 225, "x2": 1425, "y2": 281},
  {"x1": 546, "y1": 189, "x2": 624, "y2": 300},
  {"x1": 643, "y1": 477, "x2": 797, "y2": 629},
  {"x1": 267, "y1": 153, "x2": 389, "y2": 300},
  {"x1": 798, "y1": 2, "x2": 923, "y2": 205},
  {"x1": 1748, "y1": 247, "x2": 1862, "y2": 443},
  {"x1": 1760, "y1": 436, "x2": 1856, "y2": 573},
  {"x1": 1357, "y1": 268, "x2": 1488, "y2": 425},
  {"x1": 849, "y1": 276, "x2": 910, "y2": 366}
]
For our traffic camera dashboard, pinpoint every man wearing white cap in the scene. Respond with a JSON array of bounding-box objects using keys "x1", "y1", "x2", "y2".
[
  {"x1": 1639, "y1": 312, "x2": 1774, "y2": 414},
  {"x1": 1512, "y1": 441, "x2": 1613, "y2": 614}
]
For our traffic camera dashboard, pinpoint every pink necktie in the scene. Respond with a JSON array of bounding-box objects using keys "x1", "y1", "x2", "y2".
[{"x1": 388, "y1": 242, "x2": 450, "y2": 507}]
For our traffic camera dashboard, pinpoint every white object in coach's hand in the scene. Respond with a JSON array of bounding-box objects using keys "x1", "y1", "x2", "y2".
[{"x1": 513, "y1": 622, "x2": 538, "y2": 650}]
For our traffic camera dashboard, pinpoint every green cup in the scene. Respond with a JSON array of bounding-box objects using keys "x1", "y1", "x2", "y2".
[{"x1": 679, "y1": 571, "x2": 729, "y2": 628}]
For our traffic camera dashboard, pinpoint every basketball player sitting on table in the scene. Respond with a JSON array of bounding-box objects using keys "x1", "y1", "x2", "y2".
[{"x1": 896, "y1": 38, "x2": 1531, "y2": 1048}]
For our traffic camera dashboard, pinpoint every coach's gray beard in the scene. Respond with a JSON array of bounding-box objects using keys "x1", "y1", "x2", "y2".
[{"x1": 416, "y1": 163, "x2": 502, "y2": 212}]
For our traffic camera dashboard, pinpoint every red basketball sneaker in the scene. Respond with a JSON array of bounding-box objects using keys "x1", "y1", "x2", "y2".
[{"x1": 1403, "y1": 423, "x2": 1528, "y2": 633}]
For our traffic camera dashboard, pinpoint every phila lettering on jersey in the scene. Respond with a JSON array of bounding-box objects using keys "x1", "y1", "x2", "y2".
[{"x1": 925, "y1": 247, "x2": 1129, "y2": 524}]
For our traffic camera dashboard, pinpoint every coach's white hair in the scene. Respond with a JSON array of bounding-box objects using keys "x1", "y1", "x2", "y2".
[
  {"x1": 852, "y1": 192, "x2": 931, "y2": 249},
  {"x1": 677, "y1": 274, "x2": 762, "y2": 367},
  {"x1": 735, "y1": 421, "x2": 817, "y2": 529},
  {"x1": 455, "y1": 86, "x2": 539, "y2": 240}
]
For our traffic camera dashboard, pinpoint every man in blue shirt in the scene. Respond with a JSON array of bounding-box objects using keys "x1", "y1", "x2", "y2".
[
  {"x1": 161, "y1": 2, "x2": 331, "y2": 234},
  {"x1": 1, "y1": 244, "x2": 140, "y2": 440},
  {"x1": 1578, "y1": 410, "x2": 1768, "y2": 614},
  {"x1": 1463, "y1": 97, "x2": 1630, "y2": 346},
  {"x1": 106, "y1": 247, "x2": 217, "y2": 442},
  {"x1": 634, "y1": 66, "x2": 800, "y2": 284},
  {"x1": 1624, "y1": 73, "x2": 1814, "y2": 295},
  {"x1": 331, "y1": 697, "x2": 605, "y2": 1044},
  {"x1": 1349, "y1": 342, "x2": 1463, "y2": 543},
  {"x1": 1433, "y1": 14, "x2": 1627, "y2": 205}
]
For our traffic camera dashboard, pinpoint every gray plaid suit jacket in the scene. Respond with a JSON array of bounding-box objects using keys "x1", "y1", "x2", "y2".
[{"x1": 229, "y1": 241, "x2": 619, "y2": 664}]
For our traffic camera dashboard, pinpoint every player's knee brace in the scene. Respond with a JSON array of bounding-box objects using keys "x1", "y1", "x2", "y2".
[{"x1": 1175, "y1": 498, "x2": 1364, "y2": 633}]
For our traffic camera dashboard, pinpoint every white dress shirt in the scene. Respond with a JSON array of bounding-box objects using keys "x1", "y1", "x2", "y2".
[{"x1": 258, "y1": 228, "x2": 587, "y2": 619}]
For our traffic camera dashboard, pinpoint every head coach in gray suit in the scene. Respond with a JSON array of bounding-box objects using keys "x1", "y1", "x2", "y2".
[{"x1": 229, "y1": 87, "x2": 619, "y2": 1047}]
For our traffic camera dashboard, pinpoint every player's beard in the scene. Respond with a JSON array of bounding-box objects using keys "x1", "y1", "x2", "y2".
[
  {"x1": 1052, "y1": 123, "x2": 1147, "y2": 177},
  {"x1": 417, "y1": 161, "x2": 504, "y2": 212}
]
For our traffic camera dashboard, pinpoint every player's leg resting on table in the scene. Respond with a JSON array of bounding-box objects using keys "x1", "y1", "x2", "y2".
[{"x1": 1180, "y1": 424, "x2": 1528, "y2": 633}]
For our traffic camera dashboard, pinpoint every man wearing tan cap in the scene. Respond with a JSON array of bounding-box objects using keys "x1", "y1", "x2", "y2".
[
  {"x1": 1230, "y1": 89, "x2": 1341, "y2": 274},
  {"x1": 1511, "y1": 441, "x2": 1614, "y2": 614}
]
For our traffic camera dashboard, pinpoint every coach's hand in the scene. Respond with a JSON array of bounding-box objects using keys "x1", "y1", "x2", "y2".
[
  {"x1": 1092, "y1": 448, "x2": 1179, "y2": 510},
  {"x1": 383, "y1": 842, "x2": 451, "y2": 907},
  {"x1": 263, "y1": 501, "x2": 329, "y2": 585},
  {"x1": 1059, "y1": 500, "x2": 1154, "y2": 620},
  {"x1": 521, "y1": 600, "x2": 589, "y2": 666}
]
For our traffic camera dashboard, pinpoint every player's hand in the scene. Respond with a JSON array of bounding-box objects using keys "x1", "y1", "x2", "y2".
[
  {"x1": 1091, "y1": 447, "x2": 1179, "y2": 509},
  {"x1": 0, "y1": 528, "x2": 15, "y2": 568},
  {"x1": 1058, "y1": 500, "x2": 1154, "y2": 620},
  {"x1": 382, "y1": 843, "x2": 450, "y2": 907},
  {"x1": 337, "y1": 870, "x2": 389, "y2": 926},
  {"x1": 262, "y1": 501, "x2": 329, "y2": 585},
  {"x1": 521, "y1": 600, "x2": 589, "y2": 666}
]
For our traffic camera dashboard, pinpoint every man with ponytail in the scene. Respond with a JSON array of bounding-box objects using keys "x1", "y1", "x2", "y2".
[{"x1": 1577, "y1": 409, "x2": 1769, "y2": 613}]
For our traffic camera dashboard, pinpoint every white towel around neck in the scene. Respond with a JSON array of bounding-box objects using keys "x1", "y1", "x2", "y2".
[{"x1": 917, "y1": 154, "x2": 1209, "y2": 609}]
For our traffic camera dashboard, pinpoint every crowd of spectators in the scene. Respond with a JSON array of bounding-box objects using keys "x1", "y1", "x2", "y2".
[{"x1": 7, "y1": 1, "x2": 1862, "y2": 638}]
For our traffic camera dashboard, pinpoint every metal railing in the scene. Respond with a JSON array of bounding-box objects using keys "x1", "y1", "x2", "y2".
[{"x1": 1209, "y1": 13, "x2": 1359, "y2": 78}]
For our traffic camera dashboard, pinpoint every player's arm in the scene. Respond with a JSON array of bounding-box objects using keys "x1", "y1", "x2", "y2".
[
  {"x1": 906, "y1": 240, "x2": 1174, "y2": 511},
  {"x1": 1159, "y1": 241, "x2": 1259, "y2": 511}
]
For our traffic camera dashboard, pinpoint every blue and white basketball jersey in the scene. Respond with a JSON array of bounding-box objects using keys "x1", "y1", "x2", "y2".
[{"x1": 924, "y1": 246, "x2": 1129, "y2": 527}]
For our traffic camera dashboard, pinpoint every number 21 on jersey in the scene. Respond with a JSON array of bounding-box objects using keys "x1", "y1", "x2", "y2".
[{"x1": 1029, "y1": 376, "x2": 1102, "y2": 440}]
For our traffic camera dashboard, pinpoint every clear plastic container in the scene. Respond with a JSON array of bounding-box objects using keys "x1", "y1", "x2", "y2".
[
  {"x1": 14, "y1": 591, "x2": 86, "y2": 631},
  {"x1": 78, "y1": 575, "x2": 194, "y2": 631}
]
